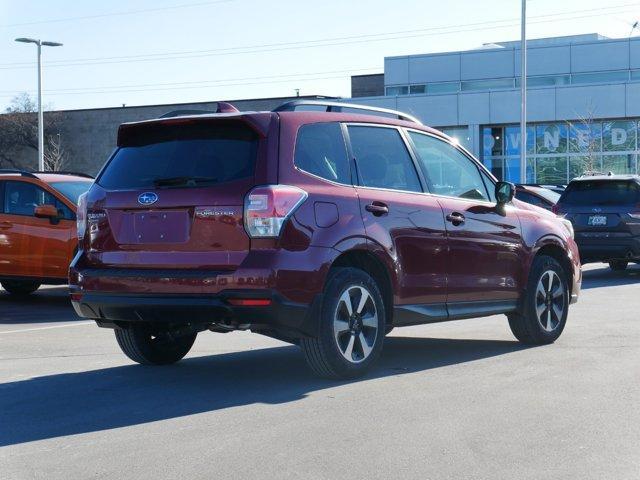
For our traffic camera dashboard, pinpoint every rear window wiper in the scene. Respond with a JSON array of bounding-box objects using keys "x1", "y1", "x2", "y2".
[{"x1": 152, "y1": 176, "x2": 218, "y2": 188}]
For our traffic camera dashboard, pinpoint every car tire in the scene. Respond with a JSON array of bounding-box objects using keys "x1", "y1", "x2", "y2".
[
  {"x1": 301, "y1": 267, "x2": 385, "y2": 379},
  {"x1": 609, "y1": 260, "x2": 628, "y2": 271},
  {"x1": 508, "y1": 255, "x2": 569, "y2": 345},
  {"x1": 1, "y1": 280, "x2": 41, "y2": 296},
  {"x1": 114, "y1": 324, "x2": 197, "y2": 365}
]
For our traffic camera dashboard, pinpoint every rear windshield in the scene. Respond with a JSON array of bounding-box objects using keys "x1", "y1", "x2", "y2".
[
  {"x1": 559, "y1": 180, "x2": 640, "y2": 206},
  {"x1": 98, "y1": 122, "x2": 258, "y2": 190}
]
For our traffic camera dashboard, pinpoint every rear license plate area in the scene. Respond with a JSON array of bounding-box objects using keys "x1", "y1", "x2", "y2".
[
  {"x1": 588, "y1": 215, "x2": 607, "y2": 226},
  {"x1": 133, "y1": 210, "x2": 190, "y2": 243}
]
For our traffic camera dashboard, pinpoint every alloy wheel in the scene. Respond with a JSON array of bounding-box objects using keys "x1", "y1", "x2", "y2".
[
  {"x1": 535, "y1": 270, "x2": 566, "y2": 332},
  {"x1": 333, "y1": 285, "x2": 379, "y2": 363}
]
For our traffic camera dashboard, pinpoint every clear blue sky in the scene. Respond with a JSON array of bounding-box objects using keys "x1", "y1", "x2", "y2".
[{"x1": 1, "y1": 0, "x2": 639, "y2": 111}]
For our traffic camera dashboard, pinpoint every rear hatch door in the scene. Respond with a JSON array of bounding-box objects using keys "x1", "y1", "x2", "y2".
[
  {"x1": 558, "y1": 179, "x2": 640, "y2": 237},
  {"x1": 86, "y1": 116, "x2": 271, "y2": 270}
]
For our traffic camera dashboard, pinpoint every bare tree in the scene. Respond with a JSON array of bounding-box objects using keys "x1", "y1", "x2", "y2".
[
  {"x1": 566, "y1": 106, "x2": 601, "y2": 179},
  {"x1": 5, "y1": 92, "x2": 37, "y2": 113},
  {"x1": 44, "y1": 134, "x2": 67, "y2": 171},
  {"x1": 0, "y1": 93, "x2": 66, "y2": 170}
]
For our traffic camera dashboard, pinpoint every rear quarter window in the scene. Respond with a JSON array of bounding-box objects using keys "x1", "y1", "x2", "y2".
[
  {"x1": 294, "y1": 123, "x2": 351, "y2": 184},
  {"x1": 560, "y1": 180, "x2": 640, "y2": 206},
  {"x1": 98, "y1": 122, "x2": 258, "y2": 190}
]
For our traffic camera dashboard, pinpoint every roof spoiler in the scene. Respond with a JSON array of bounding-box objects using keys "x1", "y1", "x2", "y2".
[
  {"x1": 160, "y1": 101, "x2": 240, "y2": 118},
  {"x1": 273, "y1": 100, "x2": 422, "y2": 124}
]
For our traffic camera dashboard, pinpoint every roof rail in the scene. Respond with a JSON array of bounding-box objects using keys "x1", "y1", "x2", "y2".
[
  {"x1": 0, "y1": 169, "x2": 38, "y2": 178},
  {"x1": 273, "y1": 100, "x2": 422, "y2": 124},
  {"x1": 521, "y1": 183, "x2": 566, "y2": 188},
  {"x1": 34, "y1": 170, "x2": 94, "y2": 179}
]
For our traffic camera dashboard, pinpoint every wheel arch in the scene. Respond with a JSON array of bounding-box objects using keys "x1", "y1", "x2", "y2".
[
  {"x1": 330, "y1": 249, "x2": 395, "y2": 327},
  {"x1": 532, "y1": 237, "x2": 574, "y2": 295}
]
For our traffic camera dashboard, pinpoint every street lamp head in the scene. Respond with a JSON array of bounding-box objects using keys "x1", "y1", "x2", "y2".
[
  {"x1": 15, "y1": 38, "x2": 62, "y2": 47},
  {"x1": 14, "y1": 37, "x2": 63, "y2": 172}
]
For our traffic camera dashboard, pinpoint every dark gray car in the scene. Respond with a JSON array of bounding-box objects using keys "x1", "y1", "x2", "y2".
[{"x1": 555, "y1": 175, "x2": 640, "y2": 270}]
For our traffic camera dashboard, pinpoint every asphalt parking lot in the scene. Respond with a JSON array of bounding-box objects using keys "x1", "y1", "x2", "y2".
[{"x1": 1, "y1": 264, "x2": 639, "y2": 480}]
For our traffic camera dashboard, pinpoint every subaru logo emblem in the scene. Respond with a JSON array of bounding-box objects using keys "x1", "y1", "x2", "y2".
[
  {"x1": 138, "y1": 192, "x2": 158, "y2": 205},
  {"x1": 592, "y1": 207, "x2": 602, "y2": 213}
]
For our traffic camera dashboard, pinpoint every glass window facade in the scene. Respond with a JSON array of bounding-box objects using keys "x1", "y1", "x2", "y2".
[
  {"x1": 482, "y1": 120, "x2": 640, "y2": 183},
  {"x1": 427, "y1": 82, "x2": 460, "y2": 94},
  {"x1": 571, "y1": 70, "x2": 629, "y2": 85},
  {"x1": 461, "y1": 78, "x2": 514, "y2": 92},
  {"x1": 515, "y1": 75, "x2": 570, "y2": 87},
  {"x1": 386, "y1": 68, "x2": 638, "y2": 97},
  {"x1": 385, "y1": 86, "x2": 409, "y2": 96}
]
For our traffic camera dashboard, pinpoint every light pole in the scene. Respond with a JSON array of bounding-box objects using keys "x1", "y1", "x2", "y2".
[
  {"x1": 520, "y1": 0, "x2": 527, "y2": 184},
  {"x1": 15, "y1": 37, "x2": 63, "y2": 172}
]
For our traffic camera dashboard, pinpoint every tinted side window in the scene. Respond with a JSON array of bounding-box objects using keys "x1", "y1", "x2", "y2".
[
  {"x1": 0, "y1": 181, "x2": 4, "y2": 213},
  {"x1": 349, "y1": 126, "x2": 422, "y2": 193},
  {"x1": 409, "y1": 131, "x2": 489, "y2": 201},
  {"x1": 480, "y1": 170, "x2": 496, "y2": 202},
  {"x1": 294, "y1": 123, "x2": 350, "y2": 184},
  {"x1": 54, "y1": 198, "x2": 75, "y2": 220},
  {"x1": 516, "y1": 191, "x2": 546, "y2": 208},
  {"x1": 4, "y1": 181, "x2": 57, "y2": 216}
]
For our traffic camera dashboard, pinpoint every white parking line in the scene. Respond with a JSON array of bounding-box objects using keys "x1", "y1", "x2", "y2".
[{"x1": 0, "y1": 321, "x2": 94, "y2": 335}]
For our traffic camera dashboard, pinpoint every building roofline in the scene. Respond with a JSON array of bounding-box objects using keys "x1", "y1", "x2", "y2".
[
  {"x1": 5, "y1": 94, "x2": 338, "y2": 115},
  {"x1": 384, "y1": 33, "x2": 627, "y2": 61},
  {"x1": 351, "y1": 73, "x2": 384, "y2": 78}
]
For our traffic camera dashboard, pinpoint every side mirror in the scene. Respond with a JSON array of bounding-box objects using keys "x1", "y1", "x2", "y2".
[
  {"x1": 34, "y1": 204, "x2": 59, "y2": 219},
  {"x1": 495, "y1": 181, "x2": 515, "y2": 205}
]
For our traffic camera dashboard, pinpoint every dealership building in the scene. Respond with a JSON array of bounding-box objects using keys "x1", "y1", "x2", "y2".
[
  {"x1": 349, "y1": 33, "x2": 640, "y2": 184},
  {"x1": 6, "y1": 32, "x2": 640, "y2": 182}
]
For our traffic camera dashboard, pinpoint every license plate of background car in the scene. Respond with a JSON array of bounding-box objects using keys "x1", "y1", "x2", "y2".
[
  {"x1": 132, "y1": 210, "x2": 190, "y2": 243},
  {"x1": 588, "y1": 215, "x2": 607, "y2": 226}
]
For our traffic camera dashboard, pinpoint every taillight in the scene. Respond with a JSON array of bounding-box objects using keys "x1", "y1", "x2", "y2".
[
  {"x1": 244, "y1": 185, "x2": 307, "y2": 238},
  {"x1": 630, "y1": 203, "x2": 640, "y2": 220},
  {"x1": 76, "y1": 193, "x2": 88, "y2": 241}
]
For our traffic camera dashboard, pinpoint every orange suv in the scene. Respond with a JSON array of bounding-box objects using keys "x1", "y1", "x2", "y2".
[{"x1": 0, "y1": 169, "x2": 93, "y2": 295}]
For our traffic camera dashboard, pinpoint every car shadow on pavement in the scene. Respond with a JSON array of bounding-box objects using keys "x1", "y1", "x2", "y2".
[
  {"x1": 0, "y1": 336, "x2": 531, "y2": 447},
  {"x1": 581, "y1": 264, "x2": 640, "y2": 289},
  {"x1": 0, "y1": 287, "x2": 79, "y2": 324}
]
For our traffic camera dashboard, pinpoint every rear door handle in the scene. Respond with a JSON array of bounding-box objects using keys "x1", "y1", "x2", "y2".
[
  {"x1": 365, "y1": 202, "x2": 389, "y2": 217},
  {"x1": 446, "y1": 212, "x2": 465, "y2": 226},
  {"x1": 0, "y1": 221, "x2": 12, "y2": 230}
]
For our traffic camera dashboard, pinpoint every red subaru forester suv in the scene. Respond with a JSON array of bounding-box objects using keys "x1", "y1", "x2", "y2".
[{"x1": 70, "y1": 101, "x2": 581, "y2": 378}]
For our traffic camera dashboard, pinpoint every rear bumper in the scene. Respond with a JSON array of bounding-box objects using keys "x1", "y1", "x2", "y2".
[
  {"x1": 69, "y1": 246, "x2": 337, "y2": 302},
  {"x1": 71, "y1": 290, "x2": 322, "y2": 338},
  {"x1": 68, "y1": 246, "x2": 338, "y2": 337},
  {"x1": 575, "y1": 235, "x2": 640, "y2": 263}
]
